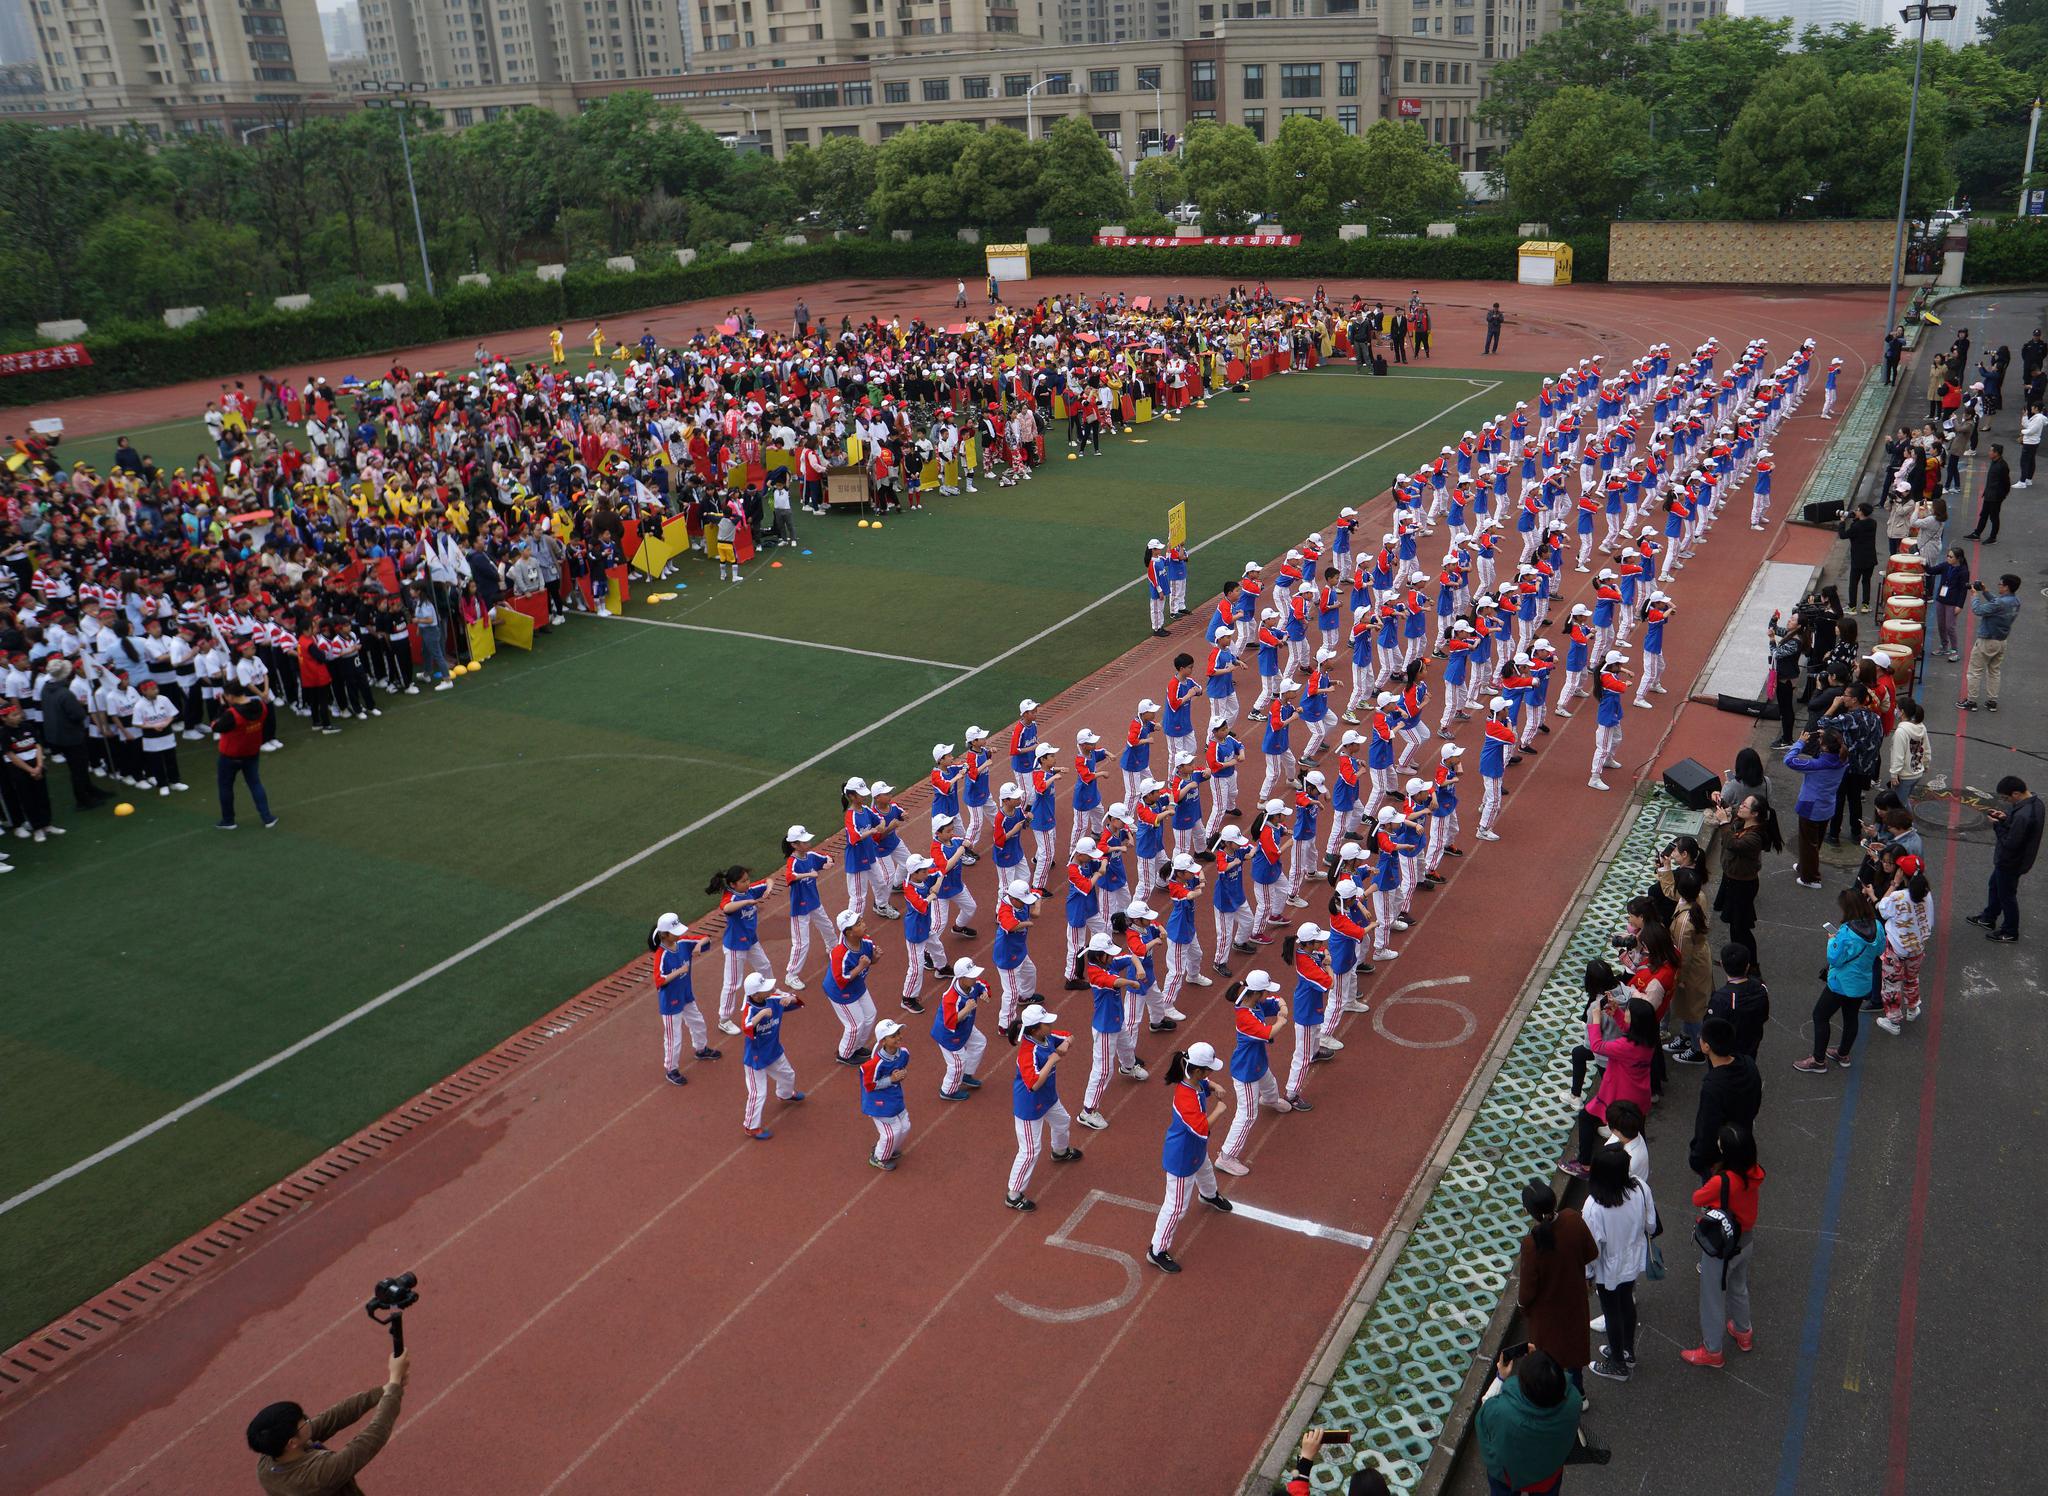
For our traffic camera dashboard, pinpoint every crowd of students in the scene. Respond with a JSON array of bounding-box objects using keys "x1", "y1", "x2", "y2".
[{"x1": 630, "y1": 325, "x2": 1825, "y2": 1288}]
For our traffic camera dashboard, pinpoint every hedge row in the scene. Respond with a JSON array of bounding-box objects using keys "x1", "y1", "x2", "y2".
[
  {"x1": 1, "y1": 232, "x2": 1604, "y2": 408},
  {"x1": 1957, "y1": 220, "x2": 2048, "y2": 284}
]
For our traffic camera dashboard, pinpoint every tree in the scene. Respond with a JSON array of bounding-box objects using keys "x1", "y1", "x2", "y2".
[
  {"x1": 1953, "y1": 120, "x2": 2031, "y2": 207},
  {"x1": 1351, "y1": 120, "x2": 1463, "y2": 230},
  {"x1": 1825, "y1": 68, "x2": 1956, "y2": 216},
  {"x1": 1181, "y1": 119, "x2": 1267, "y2": 230},
  {"x1": 1501, "y1": 85, "x2": 1657, "y2": 223},
  {"x1": 452, "y1": 109, "x2": 568, "y2": 273},
  {"x1": 1984, "y1": 0, "x2": 2048, "y2": 76},
  {"x1": 1130, "y1": 154, "x2": 1186, "y2": 215},
  {"x1": 794, "y1": 134, "x2": 878, "y2": 228},
  {"x1": 1647, "y1": 15, "x2": 1792, "y2": 167},
  {"x1": 1715, "y1": 60, "x2": 1844, "y2": 218},
  {"x1": 870, "y1": 122, "x2": 980, "y2": 231},
  {"x1": 951, "y1": 126, "x2": 1043, "y2": 227},
  {"x1": 1265, "y1": 115, "x2": 1366, "y2": 235},
  {"x1": 1477, "y1": 0, "x2": 1671, "y2": 142},
  {"x1": 1037, "y1": 117, "x2": 1129, "y2": 232}
]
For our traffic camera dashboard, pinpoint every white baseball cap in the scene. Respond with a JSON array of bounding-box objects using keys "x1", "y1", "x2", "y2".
[
  {"x1": 964, "y1": 724, "x2": 989, "y2": 742},
  {"x1": 836, "y1": 909, "x2": 863, "y2": 931},
  {"x1": 1219, "y1": 825, "x2": 1248, "y2": 845},
  {"x1": 1339, "y1": 730, "x2": 1365, "y2": 748},
  {"x1": 931, "y1": 812, "x2": 956, "y2": 829},
  {"x1": 1376, "y1": 806, "x2": 1400, "y2": 822},
  {"x1": 1264, "y1": 797, "x2": 1286, "y2": 815},
  {"x1": 1171, "y1": 852, "x2": 1202, "y2": 873},
  {"x1": 870, "y1": 781, "x2": 894, "y2": 796},
  {"x1": 1034, "y1": 743, "x2": 1058, "y2": 760},
  {"x1": 1137, "y1": 698, "x2": 1160, "y2": 714},
  {"x1": 954, "y1": 957, "x2": 984, "y2": 978},
  {"x1": 1126, "y1": 901, "x2": 1157, "y2": 920},
  {"x1": 1305, "y1": 770, "x2": 1327, "y2": 788},
  {"x1": 905, "y1": 853, "x2": 934, "y2": 873},
  {"x1": 873, "y1": 1018, "x2": 904, "y2": 1041},
  {"x1": 933, "y1": 743, "x2": 955, "y2": 760},
  {"x1": 1020, "y1": 1003, "x2": 1057, "y2": 1029},
  {"x1": 1184, "y1": 1041, "x2": 1225, "y2": 1071},
  {"x1": 786, "y1": 825, "x2": 813, "y2": 843},
  {"x1": 1087, "y1": 932, "x2": 1117, "y2": 954},
  {"x1": 1138, "y1": 776, "x2": 1164, "y2": 795},
  {"x1": 999, "y1": 783, "x2": 1023, "y2": 800},
  {"x1": 1441, "y1": 742, "x2": 1464, "y2": 758},
  {"x1": 1244, "y1": 970, "x2": 1279, "y2": 992},
  {"x1": 1405, "y1": 777, "x2": 1428, "y2": 796},
  {"x1": 1007, "y1": 880, "x2": 1040, "y2": 903},
  {"x1": 743, "y1": 972, "x2": 778, "y2": 996},
  {"x1": 1020, "y1": 697, "x2": 1040, "y2": 712},
  {"x1": 1605, "y1": 650, "x2": 1629, "y2": 665},
  {"x1": 1074, "y1": 836, "x2": 1100, "y2": 857},
  {"x1": 1297, "y1": 923, "x2": 1328, "y2": 942},
  {"x1": 1076, "y1": 728, "x2": 1100, "y2": 745},
  {"x1": 1278, "y1": 679, "x2": 1301, "y2": 694},
  {"x1": 1336, "y1": 878, "x2": 1360, "y2": 897},
  {"x1": 843, "y1": 776, "x2": 870, "y2": 795},
  {"x1": 654, "y1": 912, "x2": 687, "y2": 937}
]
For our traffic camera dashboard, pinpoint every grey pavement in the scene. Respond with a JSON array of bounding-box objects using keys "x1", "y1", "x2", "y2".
[{"x1": 1444, "y1": 290, "x2": 2047, "y2": 1496}]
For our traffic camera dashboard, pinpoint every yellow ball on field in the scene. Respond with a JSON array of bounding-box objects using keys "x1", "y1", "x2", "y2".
[
  {"x1": 1067, "y1": 452, "x2": 1079, "y2": 461},
  {"x1": 857, "y1": 519, "x2": 870, "y2": 528},
  {"x1": 114, "y1": 802, "x2": 134, "y2": 817},
  {"x1": 871, "y1": 521, "x2": 883, "y2": 530}
]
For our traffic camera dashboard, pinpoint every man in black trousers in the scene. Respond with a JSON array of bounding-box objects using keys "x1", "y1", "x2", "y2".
[
  {"x1": 1966, "y1": 443, "x2": 2011, "y2": 542},
  {"x1": 38, "y1": 660, "x2": 109, "y2": 812}
]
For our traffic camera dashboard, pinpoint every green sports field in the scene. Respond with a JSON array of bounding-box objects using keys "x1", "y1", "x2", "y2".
[{"x1": 1, "y1": 364, "x2": 1538, "y2": 1343}]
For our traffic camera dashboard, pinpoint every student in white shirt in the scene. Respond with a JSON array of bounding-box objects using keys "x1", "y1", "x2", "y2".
[{"x1": 132, "y1": 681, "x2": 186, "y2": 794}]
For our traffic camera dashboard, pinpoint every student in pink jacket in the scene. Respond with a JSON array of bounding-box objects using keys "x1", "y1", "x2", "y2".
[{"x1": 1563, "y1": 993, "x2": 1657, "y2": 1179}]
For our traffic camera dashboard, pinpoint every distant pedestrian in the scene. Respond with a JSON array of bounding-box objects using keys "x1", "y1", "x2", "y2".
[
  {"x1": 1681, "y1": 1123, "x2": 1764, "y2": 1369},
  {"x1": 1580, "y1": 1144, "x2": 1653, "y2": 1380},
  {"x1": 1484, "y1": 303, "x2": 1505, "y2": 356},
  {"x1": 1514, "y1": 1179, "x2": 1596, "y2": 1386},
  {"x1": 2018, "y1": 403, "x2": 2045, "y2": 487},
  {"x1": 1793, "y1": 887, "x2": 1881, "y2": 1073},
  {"x1": 1688, "y1": 1014, "x2": 1762, "y2": 1179},
  {"x1": 1965, "y1": 444, "x2": 2010, "y2": 541},
  {"x1": 1959, "y1": 572, "x2": 2020, "y2": 712},
  {"x1": 1881, "y1": 327, "x2": 1904, "y2": 385}
]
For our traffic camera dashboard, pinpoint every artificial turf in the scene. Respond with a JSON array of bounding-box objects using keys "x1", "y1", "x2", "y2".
[{"x1": 1, "y1": 362, "x2": 1539, "y2": 1343}]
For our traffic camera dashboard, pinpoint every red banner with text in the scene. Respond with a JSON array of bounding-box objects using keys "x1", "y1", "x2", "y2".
[
  {"x1": 0, "y1": 342, "x2": 92, "y2": 378},
  {"x1": 1093, "y1": 234, "x2": 1301, "y2": 248}
]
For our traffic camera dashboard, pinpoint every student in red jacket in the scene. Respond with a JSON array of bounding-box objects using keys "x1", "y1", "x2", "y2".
[
  {"x1": 1682, "y1": 1122, "x2": 1765, "y2": 1368},
  {"x1": 214, "y1": 687, "x2": 278, "y2": 830}
]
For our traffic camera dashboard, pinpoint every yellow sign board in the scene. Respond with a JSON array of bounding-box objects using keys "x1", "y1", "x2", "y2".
[{"x1": 1166, "y1": 501, "x2": 1187, "y2": 549}]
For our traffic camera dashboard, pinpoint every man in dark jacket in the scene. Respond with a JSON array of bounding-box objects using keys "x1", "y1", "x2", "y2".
[
  {"x1": 248, "y1": 1348, "x2": 409, "y2": 1495},
  {"x1": 1689, "y1": 1016, "x2": 1763, "y2": 1179},
  {"x1": 1969, "y1": 775, "x2": 2043, "y2": 942},
  {"x1": 1965, "y1": 444, "x2": 2011, "y2": 542},
  {"x1": 1706, "y1": 944, "x2": 1771, "y2": 1058},
  {"x1": 38, "y1": 660, "x2": 109, "y2": 810}
]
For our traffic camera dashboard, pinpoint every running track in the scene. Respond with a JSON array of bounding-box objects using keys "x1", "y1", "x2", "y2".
[{"x1": 1, "y1": 284, "x2": 1886, "y2": 1494}]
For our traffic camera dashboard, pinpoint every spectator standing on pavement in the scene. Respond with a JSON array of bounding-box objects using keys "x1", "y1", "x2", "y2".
[
  {"x1": 213, "y1": 686, "x2": 278, "y2": 831},
  {"x1": 1706, "y1": 943, "x2": 1772, "y2": 1058},
  {"x1": 1837, "y1": 504, "x2": 1879, "y2": 613},
  {"x1": 1477, "y1": 1347, "x2": 1584, "y2": 1496},
  {"x1": 1968, "y1": 776, "x2": 2042, "y2": 943},
  {"x1": 1821, "y1": 684, "x2": 1883, "y2": 845},
  {"x1": 1563, "y1": 995, "x2": 1655, "y2": 1180},
  {"x1": 1666, "y1": 869, "x2": 1713, "y2": 1062},
  {"x1": 1885, "y1": 701, "x2": 1929, "y2": 801},
  {"x1": 1959, "y1": 573, "x2": 2020, "y2": 712},
  {"x1": 1882, "y1": 327, "x2": 1904, "y2": 385},
  {"x1": 1875, "y1": 854, "x2": 1933, "y2": 1034},
  {"x1": 1784, "y1": 729, "x2": 1847, "y2": 888},
  {"x1": 1484, "y1": 303, "x2": 1505, "y2": 355},
  {"x1": 1514, "y1": 1179, "x2": 1597, "y2": 1391},
  {"x1": 1709, "y1": 788, "x2": 1776, "y2": 965},
  {"x1": 1581, "y1": 1144, "x2": 1654, "y2": 1381},
  {"x1": 1681, "y1": 1123, "x2": 1764, "y2": 1370},
  {"x1": 2017, "y1": 403, "x2": 2045, "y2": 488},
  {"x1": 1794, "y1": 887, "x2": 1881, "y2": 1074},
  {"x1": 1964, "y1": 443, "x2": 2010, "y2": 542},
  {"x1": 1688, "y1": 1014, "x2": 1763, "y2": 1179},
  {"x1": 1930, "y1": 547, "x2": 1971, "y2": 662}
]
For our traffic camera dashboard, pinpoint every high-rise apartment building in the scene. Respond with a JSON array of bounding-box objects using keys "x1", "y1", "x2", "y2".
[
  {"x1": 28, "y1": 0, "x2": 331, "y2": 111},
  {"x1": 322, "y1": 0, "x2": 366, "y2": 57},
  {"x1": 359, "y1": 0, "x2": 690, "y2": 87},
  {"x1": 1, "y1": 0, "x2": 40, "y2": 63}
]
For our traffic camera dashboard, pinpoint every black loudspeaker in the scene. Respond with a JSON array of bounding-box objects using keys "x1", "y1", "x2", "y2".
[
  {"x1": 1715, "y1": 693, "x2": 1771, "y2": 718},
  {"x1": 1801, "y1": 499, "x2": 1845, "y2": 525},
  {"x1": 1661, "y1": 758, "x2": 1722, "y2": 811}
]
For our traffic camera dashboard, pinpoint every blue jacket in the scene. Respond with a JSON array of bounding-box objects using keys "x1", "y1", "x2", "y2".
[
  {"x1": 1826, "y1": 919, "x2": 1883, "y2": 998},
  {"x1": 1784, "y1": 747, "x2": 1846, "y2": 821}
]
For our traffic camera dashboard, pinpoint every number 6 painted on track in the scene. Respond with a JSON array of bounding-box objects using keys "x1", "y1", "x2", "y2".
[{"x1": 995, "y1": 1189, "x2": 1156, "y2": 1324}]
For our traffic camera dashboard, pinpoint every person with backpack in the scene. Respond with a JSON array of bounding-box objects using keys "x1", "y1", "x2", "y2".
[{"x1": 1682, "y1": 1123, "x2": 1765, "y2": 1368}]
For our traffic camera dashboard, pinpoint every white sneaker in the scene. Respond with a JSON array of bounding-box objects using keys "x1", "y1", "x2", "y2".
[
  {"x1": 1344, "y1": 998, "x2": 1371, "y2": 1014},
  {"x1": 1318, "y1": 1035, "x2": 1344, "y2": 1051},
  {"x1": 1214, "y1": 1156, "x2": 1250, "y2": 1177},
  {"x1": 33, "y1": 828, "x2": 46, "y2": 843},
  {"x1": 718, "y1": 1019, "x2": 741, "y2": 1036},
  {"x1": 1119, "y1": 1063, "x2": 1150, "y2": 1081},
  {"x1": 261, "y1": 741, "x2": 282, "y2": 752},
  {"x1": 1591, "y1": 1314, "x2": 1607, "y2": 1333},
  {"x1": 1477, "y1": 828, "x2": 1502, "y2": 841},
  {"x1": 172, "y1": 782, "x2": 189, "y2": 791},
  {"x1": 435, "y1": 680, "x2": 455, "y2": 691},
  {"x1": 1075, "y1": 1108, "x2": 1109, "y2": 1131},
  {"x1": 1165, "y1": 1007, "x2": 1187, "y2": 1022},
  {"x1": 45, "y1": 825, "x2": 64, "y2": 835},
  {"x1": 1372, "y1": 947, "x2": 1399, "y2": 960},
  {"x1": 1190, "y1": 972, "x2": 1214, "y2": 987},
  {"x1": 160, "y1": 786, "x2": 171, "y2": 797},
  {"x1": 405, "y1": 685, "x2": 420, "y2": 695},
  {"x1": 1877, "y1": 1016, "x2": 1901, "y2": 1035},
  {"x1": 1589, "y1": 778, "x2": 1610, "y2": 791},
  {"x1": 784, "y1": 975, "x2": 805, "y2": 991},
  {"x1": 1286, "y1": 895, "x2": 1309, "y2": 909},
  {"x1": 369, "y1": 708, "x2": 383, "y2": 717},
  {"x1": 1906, "y1": 1003, "x2": 1922, "y2": 1021}
]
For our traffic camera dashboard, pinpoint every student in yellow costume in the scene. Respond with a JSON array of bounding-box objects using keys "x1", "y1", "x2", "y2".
[{"x1": 550, "y1": 327, "x2": 566, "y2": 367}]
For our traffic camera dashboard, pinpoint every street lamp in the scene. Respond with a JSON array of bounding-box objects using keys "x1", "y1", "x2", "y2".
[
  {"x1": 239, "y1": 122, "x2": 277, "y2": 146},
  {"x1": 1138, "y1": 77, "x2": 1165, "y2": 157},
  {"x1": 358, "y1": 79, "x2": 436, "y2": 299},
  {"x1": 1025, "y1": 74, "x2": 1066, "y2": 142},
  {"x1": 1885, "y1": 3, "x2": 1958, "y2": 339}
]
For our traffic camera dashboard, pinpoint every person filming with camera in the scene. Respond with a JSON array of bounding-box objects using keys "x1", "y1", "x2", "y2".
[{"x1": 246, "y1": 1346, "x2": 410, "y2": 1495}]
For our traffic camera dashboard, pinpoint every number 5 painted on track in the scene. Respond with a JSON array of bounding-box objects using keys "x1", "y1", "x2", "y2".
[{"x1": 995, "y1": 1189, "x2": 1157, "y2": 1324}]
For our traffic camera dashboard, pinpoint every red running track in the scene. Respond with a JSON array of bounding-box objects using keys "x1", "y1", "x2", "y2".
[{"x1": 2, "y1": 284, "x2": 1884, "y2": 1496}]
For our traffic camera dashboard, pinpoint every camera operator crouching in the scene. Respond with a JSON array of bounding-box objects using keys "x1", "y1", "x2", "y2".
[{"x1": 246, "y1": 1348, "x2": 410, "y2": 1495}]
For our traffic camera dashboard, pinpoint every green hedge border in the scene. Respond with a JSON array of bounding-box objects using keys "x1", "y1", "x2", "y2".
[
  {"x1": 1953, "y1": 219, "x2": 2048, "y2": 284},
  {"x1": 1, "y1": 234, "x2": 1604, "y2": 408}
]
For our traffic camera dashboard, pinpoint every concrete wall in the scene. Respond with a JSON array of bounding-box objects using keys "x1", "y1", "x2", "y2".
[{"x1": 1608, "y1": 220, "x2": 1896, "y2": 286}]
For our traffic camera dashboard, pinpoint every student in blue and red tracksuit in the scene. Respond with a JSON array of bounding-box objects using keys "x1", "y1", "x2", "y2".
[
  {"x1": 930, "y1": 812, "x2": 977, "y2": 937},
  {"x1": 650, "y1": 912, "x2": 719, "y2": 1086},
  {"x1": 960, "y1": 725, "x2": 994, "y2": 847},
  {"x1": 993, "y1": 879, "x2": 1042, "y2": 1033},
  {"x1": 1028, "y1": 743, "x2": 1064, "y2": 886},
  {"x1": 1589, "y1": 651, "x2": 1630, "y2": 791},
  {"x1": 1007, "y1": 1003, "x2": 1083, "y2": 1211},
  {"x1": 781, "y1": 825, "x2": 835, "y2": 989},
  {"x1": 899, "y1": 854, "x2": 943, "y2": 1013},
  {"x1": 1122, "y1": 699, "x2": 1160, "y2": 805},
  {"x1": 1062, "y1": 838, "x2": 1105, "y2": 977},
  {"x1": 1476, "y1": 697, "x2": 1516, "y2": 843},
  {"x1": 1166, "y1": 541, "x2": 1190, "y2": 618},
  {"x1": 1282, "y1": 923, "x2": 1334, "y2": 1108},
  {"x1": 823, "y1": 909, "x2": 880, "y2": 1063},
  {"x1": 1147, "y1": 1041, "x2": 1234, "y2": 1272},
  {"x1": 1215, "y1": 971, "x2": 1290, "y2": 1174},
  {"x1": 841, "y1": 777, "x2": 886, "y2": 919},
  {"x1": 1071, "y1": 730, "x2": 1108, "y2": 849},
  {"x1": 1145, "y1": 540, "x2": 1170, "y2": 636},
  {"x1": 859, "y1": 1019, "x2": 911, "y2": 1170},
  {"x1": 1075, "y1": 930, "x2": 1143, "y2": 1130},
  {"x1": 740, "y1": 972, "x2": 805, "y2": 1140},
  {"x1": 991, "y1": 783, "x2": 1028, "y2": 883},
  {"x1": 933, "y1": 957, "x2": 989, "y2": 1099},
  {"x1": 1009, "y1": 700, "x2": 1042, "y2": 801},
  {"x1": 707, "y1": 864, "x2": 774, "y2": 1033},
  {"x1": 1163, "y1": 656, "x2": 1199, "y2": 771},
  {"x1": 1211, "y1": 824, "x2": 1254, "y2": 974}
]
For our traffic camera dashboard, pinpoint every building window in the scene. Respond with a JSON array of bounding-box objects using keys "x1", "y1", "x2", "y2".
[
  {"x1": 922, "y1": 77, "x2": 948, "y2": 101},
  {"x1": 883, "y1": 79, "x2": 908, "y2": 102},
  {"x1": 964, "y1": 74, "x2": 990, "y2": 98},
  {"x1": 1338, "y1": 104, "x2": 1358, "y2": 134},
  {"x1": 1282, "y1": 105, "x2": 1321, "y2": 119},
  {"x1": 1410, "y1": 16, "x2": 1427, "y2": 31},
  {"x1": 843, "y1": 80, "x2": 872, "y2": 103},
  {"x1": 1089, "y1": 67, "x2": 1118, "y2": 93},
  {"x1": 1136, "y1": 64, "x2": 1161, "y2": 88},
  {"x1": 1453, "y1": 13, "x2": 1471, "y2": 30},
  {"x1": 1190, "y1": 59, "x2": 1215, "y2": 101},
  {"x1": 1243, "y1": 106, "x2": 1264, "y2": 140},
  {"x1": 1045, "y1": 72, "x2": 1069, "y2": 94},
  {"x1": 453, "y1": 106, "x2": 475, "y2": 125},
  {"x1": 1242, "y1": 63, "x2": 1264, "y2": 99},
  {"x1": 1337, "y1": 60, "x2": 1358, "y2": 96},
  {"x1": 1193, "y1": 107, "x2": 1216, "y2": 120},
  {"x1": 1280, "y1": 63, "x2": 1321, "y2": 98},
  {"x1": 1004, "y1": 72, "x2": 1031, "y2": 96}
]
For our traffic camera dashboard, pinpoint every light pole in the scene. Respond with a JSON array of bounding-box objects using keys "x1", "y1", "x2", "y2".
[
  {"x1": 239, "y1": 122, "x2": 278, "y2": 146},
  {"x1": 1139, "y1": 77, "x2": 1164, "y2": 157},
  {"x1": 1884, "y1": 3, "x2": 1956, "y2": 339},
  {"x1": 359, "y1": 79, "x2": 436, "y2": 299},
  {"x1": 2020, "y1": 97, "x2": 2043, "y2": 220},
  {"x1": 1025, "y1": 74, "x2": 1066, "y2": 142}
]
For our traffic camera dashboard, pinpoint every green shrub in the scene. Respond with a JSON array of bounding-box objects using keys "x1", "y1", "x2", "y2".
[{"x1": 1959, "y1": 220, "x2": 2048, "y2": 284}]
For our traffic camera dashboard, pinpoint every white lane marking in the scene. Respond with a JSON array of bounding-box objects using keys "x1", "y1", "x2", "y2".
[
  {"x1": 1227, "y1": 1201, "x2": 1376, "y2": 1250},
  {"x1": 0, "y1": 386, "x2": 1497, "y2": 1220},
  {"x1": 577, "y1": 611, "x2": 974, "y2": 671}
]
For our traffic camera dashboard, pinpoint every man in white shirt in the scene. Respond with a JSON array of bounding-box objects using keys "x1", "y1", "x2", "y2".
[{"x1": 2017, "y1": 403, "x2": 2044, "y2": 488}]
